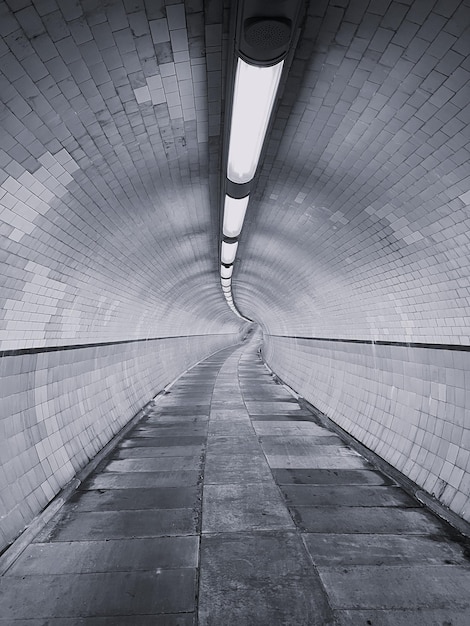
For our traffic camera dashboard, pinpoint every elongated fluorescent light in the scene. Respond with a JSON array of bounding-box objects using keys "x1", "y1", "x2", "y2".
[
  {"x1": 221, "y1": 240, "x2": 238, "y2": 265},
  {"x1": 227, "y1": 58, "x2": 284, "y2": 184},
  {"x1": 223, "y1": 195, "x2": 250, "y2": 238},
  {"x1": 221, "y1": 278, "x2": 231, "y2": 287},
  {"x1": 221, "y1": 265, "x2": 233, "y2": 279}
]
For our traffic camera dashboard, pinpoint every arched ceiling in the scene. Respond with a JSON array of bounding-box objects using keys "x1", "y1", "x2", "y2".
[
  {"x1": 236, "y1": 0, "x2": 470, "y2": 344},
  {"x1": 1, "y1": 0, "x2": 469, "y2": 350},
  {"x1": 0, "y1": 0, "x2": 242, "y2": 349}
]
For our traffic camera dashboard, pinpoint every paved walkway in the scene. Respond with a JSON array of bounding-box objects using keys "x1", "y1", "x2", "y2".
[{"x1": 1, "y1": 338, "x2": 470, "y2": 625}]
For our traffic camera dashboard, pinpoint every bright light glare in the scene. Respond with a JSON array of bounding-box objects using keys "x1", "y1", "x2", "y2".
[
  {"x1": 223, "y1": 195, "x2": 249, "y2": 238},
  {"x1": 227, "y1": 58, "x2": 284, "y2": 184},
  {"x1": 221, "y1": 265, "x2": 233, "y2": 279},
  {"x1": 221, "y1": 241, "x2": 238, "y2": 265}
]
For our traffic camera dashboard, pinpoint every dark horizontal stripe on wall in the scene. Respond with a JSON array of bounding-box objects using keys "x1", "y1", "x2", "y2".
[
  {"x1": 0, "y1": 334, "x2": 235, "y2": 359},
  {"x1": 267, "y1": 335, "x2": 470, "y2": 352}
]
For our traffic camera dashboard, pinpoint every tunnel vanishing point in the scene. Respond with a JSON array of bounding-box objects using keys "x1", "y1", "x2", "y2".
[{"x1": 0, "y1": 0, "x2": 470, "y2": 624}]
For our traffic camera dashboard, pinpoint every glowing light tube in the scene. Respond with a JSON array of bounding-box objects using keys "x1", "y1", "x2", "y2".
[
  {"x1": 227, "y1": 58, "x2": 284, "y2": 184},
  {"x1": 223, "y1": 195, "x2": 250, "y2": 238},
  {"x1": 221, "y1": 240, "x2": 238, "y2": 265},
  {"x1": 221, "y1": 265, "x2": 233, "y2": 279},
  {"x1": 221, "y1": 277, "x2": 231, "y2": 287}
]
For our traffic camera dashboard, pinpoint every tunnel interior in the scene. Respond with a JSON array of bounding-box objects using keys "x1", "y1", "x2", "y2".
[{"x1": 0, "y1": 0, "x2": 469, "y2": 557}]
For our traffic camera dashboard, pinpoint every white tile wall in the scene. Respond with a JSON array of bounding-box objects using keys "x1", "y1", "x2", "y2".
[
  {"x1": 263, "y1": 336, "x2": 470, "y2": 524},
  {"x1": 0, "y1": 333, "x2": 241, "y2": 552}
]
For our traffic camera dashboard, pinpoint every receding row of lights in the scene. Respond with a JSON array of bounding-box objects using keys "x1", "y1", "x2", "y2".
[{"x1": 220, "y1": 58, "x2": 284, "y2": 319}]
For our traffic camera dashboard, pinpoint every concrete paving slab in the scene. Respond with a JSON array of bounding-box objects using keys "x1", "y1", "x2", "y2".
[
  {"x1": 253, "y1": 422, "x2": 332, "y2": 435},
  {"x1": 0, "y1": 616, "x2": 195, "y2": 626},
  {"x1": 334, "y1": 608, "x2": 470, "y2": 626},
  {"x1": 207, "y1": 422, "x2": 255, "y2": 436},
  {"x1": 318, "y1": 565, "x2": 470, "y2": 609},
  {"x1": 146, "y1": 415, "x2": 208, "y2": 423},
  {"x1": 280, "y1": 485, "x2": 417, "y2": 507},
  {"x1": 250, "y1": 413, "x2": 318, "y2": 421},
  {"x1": 202, "y1": 483, "x2": 295, "y2": 533},
  {"x1": 113, "y1": 445, "x2": 203, "y2": 459},
  {"x1": 104, "y1": 457, "x2": 201, "y2": 472},
  {"x1": 81, "y1": 470, "x2": 200, "y2": 490},
  {"x1": 209, "y1": 409, "x2": 249, "y2": 421},
  {"x1": 199, "y1": 532, "x2": 333, "y2": 626},
  {"x1": 0, "y1": 570, "x2": 196, "y2": 619},
  {"x1": 266, "y1": 453, "x2": 369, "y2": 469},
  {"x1": 302, "y1": 533, "x2": 470, "y2": 566},
  {"x1": 132, "y1": 426, "x2": 208, "y2": 437},
  {"x1": 35, "y1": 509, "x2": 197, "y2": 542},
  {"x1": 272, "y1": 468, "x2": 395, "y2": 485},
  {"x1": 290, "y1": 506, "x2": 445, "y2": 534},
  {"x1": 120, "y1": 436, "x2": 206, "y2": 447},
  {"x1": 206, "y1": 435, "x2": 261, "y2": 455},
  {"x1": 261, "y1": 441, "x2": 359, "y2": 457},
  {"x1": 9, "y1": 536, "x2": 199, "y2": 575},
  {"x1": 204, "y1": 454, "x2": 273, "y2": 484},
  {"x1": 68, "y1": 486, "x2": 200, "y2": 511},
  {"x1": 245, "y1": 401, "x2": 303, "y2": 413}
]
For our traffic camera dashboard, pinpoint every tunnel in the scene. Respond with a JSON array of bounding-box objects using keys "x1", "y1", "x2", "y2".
[{"x1": 0, "y1": 0, "x2": 470, "y2": 623}]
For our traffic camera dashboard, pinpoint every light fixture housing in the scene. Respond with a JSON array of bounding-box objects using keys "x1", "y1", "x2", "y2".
[
  {"x1": 223, "y1": 194, "x2": 250, "y2": 238},
  {"x1": 221, "y1": 240, "x2": 238, "y2": 265},
  {"x1": 221, "y1": 265, "x2": 233, "y2": 279},
  {"x1": 227, "y1": 58, "x2": 284, "y2": 185}
]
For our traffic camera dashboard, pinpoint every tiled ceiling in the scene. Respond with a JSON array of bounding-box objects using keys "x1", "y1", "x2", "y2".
[
  {"x1": 237, "y1": 0, "x2": 470, "y2": 344},
  {"x1": 1, "y1": 0, "x2": 469, "y2": 350},
  {"x1": 0, "y1": 0, "x2": 238, "y2": 350}
]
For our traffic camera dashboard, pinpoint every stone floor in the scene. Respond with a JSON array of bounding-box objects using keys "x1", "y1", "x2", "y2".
[{"x1": 1, "y1": 339, "x2": 470, "y2": 625}]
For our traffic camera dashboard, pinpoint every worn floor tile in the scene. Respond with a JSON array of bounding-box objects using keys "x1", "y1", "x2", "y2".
[
  {"x1": 68, "y1": 486, "x2": 200, "y2": 511},
  {"x1": 0, "y1": 570, "x2": 197, "y2": 619},
  {"x1": 9, "y1": 536, "x2": 199, "y2": 575},
  {"x1": 199, "y1": 533, "x2": 333, "y2": 626},
  {"x1": 202, "y1": 483, "x2": 294, "y2": 533},
  {"x1": 318, "y1": 565, "x2": 470, "y2": 609}
]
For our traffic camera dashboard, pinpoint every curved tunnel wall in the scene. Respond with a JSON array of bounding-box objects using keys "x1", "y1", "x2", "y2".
[
  {"x1": 236, "y1": 0, "x2": 470, "y2": 525},
  {"x1": 0, "y1": 333, "x2": 242, "y2": 552},
  {"x1": 0, "y1": 0, "x2": 244, "y2": 553},
  {"x1": 262, "y1": 336, "x2": 470, "y2": 523}
]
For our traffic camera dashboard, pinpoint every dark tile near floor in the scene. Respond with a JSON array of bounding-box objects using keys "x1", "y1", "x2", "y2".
[
  {"x1": 119, "y1": 436, "x2": 206, "y2": 448},
  {"x1": 0, "y1": 570, "x2": 197, "y2": 619},
  {"x1": 79, "y1": 470, "x2": 201, "y2": 490},
  {"x1": 0, "y1": 616, "x2": 195, "y2": 626},
  {"x1": 272, "y1": 468, "x2": 396, "y2": 486},
  {"x1": 104, "y1": 457, "x2": 201, "y2": 472},
  {"x1": 318, "y1": 565, "x2": 470, "y2": 610},
  {"x1": 35, "y1": 508, "x2": 198, "y2": 542},
  {"x1": 9, "y1": 536, "x2": 199, "y2": 575},
  {"x1": 302, "y1": 533, "x2": 470, "y2": 567},
  {"x1": 290, "y1": 506, "x2": 445, "y2": 534},
  {"x1": 68, "y1": 486, "x2": 200, "y2": 511},
  {"x1": 280, "y1": 485, "x2": 417, "y2": 507}
]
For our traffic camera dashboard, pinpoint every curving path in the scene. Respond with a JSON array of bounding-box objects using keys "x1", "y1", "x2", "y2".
[{"x1": 1, "y1": 337, "x2": 469, "y2": 625}]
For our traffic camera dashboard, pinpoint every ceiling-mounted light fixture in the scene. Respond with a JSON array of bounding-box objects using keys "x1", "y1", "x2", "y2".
[
  {"x1": 227, "y1": 59, "x2": 283, "y2": 185},
  {"x1": 223, "y1": 195, "x2": 250, "y2": 238},
  {"x1": 221, "y1": 277, "x2": 231, "y2": 287},
  {"x1": 221, "y1": 265, "x2": 233, "y2": 279},
  {"x1": 221, "y1": 241, "x2": 238, "y2": 265},
  {"x1": 218, "y1": 0, "x2": 306, "y2": 320}
]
